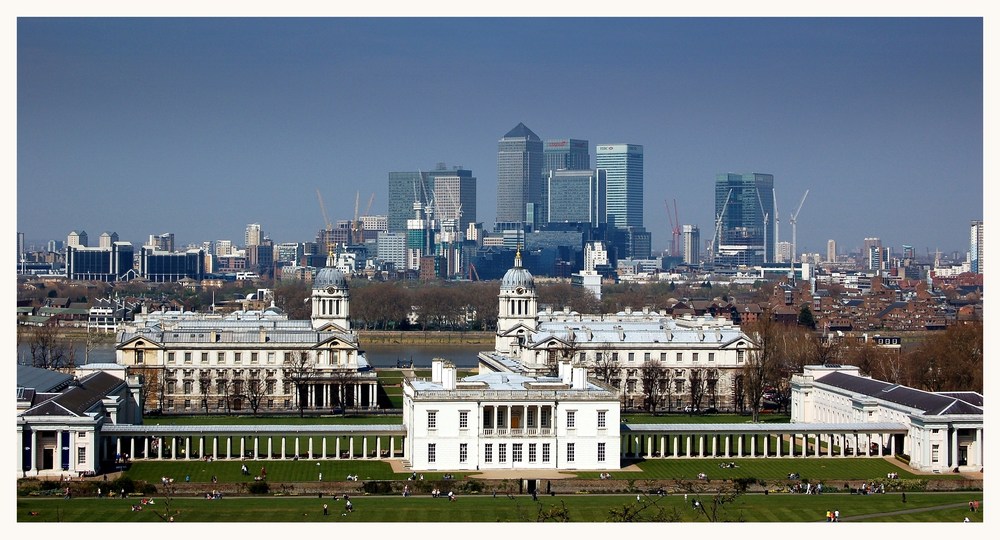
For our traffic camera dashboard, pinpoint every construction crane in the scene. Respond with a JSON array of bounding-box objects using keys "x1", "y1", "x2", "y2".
[
  {"x1": 708, "y1": 188, "x2": 733, "y2": 264},
  {"x1": 789, "y1": 189, "x2": 809, "y2": 268},
  {"x1": 353, "y1": 192, "x2": 376, "y2": 244},
  {"x1": 316, "y1": 189, "x2": 332, "y2": 231},
  {"x1": 665, "y1": 199, "x2": 681, "y2": 258}
]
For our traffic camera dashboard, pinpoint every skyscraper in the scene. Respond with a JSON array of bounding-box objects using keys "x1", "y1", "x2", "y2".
[
  {"x1": 544, "y1": 139, "x2": 590, "y2": 173},
  {"x1": 544, "y1": 169, "x2": 606, "y2": 227},
  {"x1": 713, "y1": 173, "x2": 775, "y2": 266},
  {"x1": 496, "y1": 123, "x2": 543, "y2": 228},
  {"x1": 388, "y1": 166, "x2": 475, "y2": 234},
  {"x1": 682, "y1": 225, "x2": 701, "y2": 266},
  {"x1": 149, "y1": 233, "x2": 175, "y2": 252},
  {"x1": 388, "y1": 171, "x2": 433, "y2": 233},
  {"x1": 827, "y1": 239, "x2": 837, "y2": 263},
  {"x1": 432, "y1": 172, "x2": 477, "y2": 234},
  {"x1": 971, "y1": 219, "x2": 984, "y2": 274},
  {"x1": 595, "y1": 144, "x2": 643, "y2": 230}
]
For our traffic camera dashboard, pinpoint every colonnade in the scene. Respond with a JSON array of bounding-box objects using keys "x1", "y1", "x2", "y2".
[{"x1": 621, "y1": 429, "x2": 902, "y2": 459}]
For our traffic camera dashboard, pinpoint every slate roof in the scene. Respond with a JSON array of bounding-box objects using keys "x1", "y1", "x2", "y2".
[
  {"x1": 16, "y1": 365, "x2": 74, "y2": 393},
  {"x1": 20, "y1": 371, "x2": 125, "y2": 418},
  {"x1": 816, "y1": 371, "x2": 983, "y2": 417}
]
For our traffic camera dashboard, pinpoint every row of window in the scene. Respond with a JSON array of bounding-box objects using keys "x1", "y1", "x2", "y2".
[
  {"x1": 429, "y1": 410, "x2": 608, "y2": 430},
  {"x1": 149, "y1": 350, "x2": 350, "y2": 366},
  {"x1": 166, "y1": 398, "x2": 293, "y2": 410},
  {"x1": 595, "y1": 351, "x2": 723, "y2": 363},
  {"x1": 428, "y1": 442, "x2": 607, "y2": 464}
]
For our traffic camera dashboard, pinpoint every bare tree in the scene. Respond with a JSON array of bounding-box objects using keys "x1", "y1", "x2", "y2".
[
  {"x1": 198, "y1": 370, "x2": 213, "y2": 414},
  {"x1": 129, "y1": 366, "x2": 163, "y2": 413},
  {"x1": 742, "y1": 309, "x2": 781, "y2": 422},
  {"x1": 592, "y1": 342, "x2": 622, "y2": 387},
  {"x1": 688, "y1": 368, "x2": 706, "y2": 413},
  {"x1": 242, "y1": 370, "x2": 268, "y2": 415},
  {"x1": 282, "y1": 351, "x2": 315, "y2": 417},
  {"x1": 19, "y1": 323, "x2": 74, "y2": 370},
  {"x1": 639, "y1": 360, "x2": 668, "y2": 414}
]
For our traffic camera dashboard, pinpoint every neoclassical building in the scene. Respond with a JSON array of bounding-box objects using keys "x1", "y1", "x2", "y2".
[
  {"x1": 481, "y1": 252, "x2": 756, "y2": 410},
  {"x1": 17, "y1": 365, "x2": 142, "y2": 477},
  {"x1": 790, "y1": 364, "x2": 984, "y2": 472},
  {"x1": 403, "y1": 359, "x2": 621, "y2": 471},
  {"x1": 115, "y1": 262, "x2": 378, "y2": 414}
]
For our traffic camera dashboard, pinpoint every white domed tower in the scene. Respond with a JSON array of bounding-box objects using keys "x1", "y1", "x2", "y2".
[
  {"x1": 311, "y1": 249, "x2": 350, "y2": 331},
  {"x1": 496, "y1": 249, "x2": 538, "y2": 353}
]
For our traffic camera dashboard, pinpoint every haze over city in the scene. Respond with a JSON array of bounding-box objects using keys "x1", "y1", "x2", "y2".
[{"x1": 16, "y1": 16, "x2": 983, "y2": 257}]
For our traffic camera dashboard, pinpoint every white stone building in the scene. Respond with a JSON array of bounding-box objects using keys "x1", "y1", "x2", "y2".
[
  {"x1": 482, "y1": 252, "x2": 756, "y2": 410},
  {"x1": 17, "y1": 365, "x2": 142, "y2": 477},
  {"x1": 790, "y1": 364, "x2": 983, "y2": 472},
  {"x1": 403, "y1": 359, "x2": 620, "y2": 471},
  {"x1": 115, "y1": 261, "x2": 378, "y2": 414}
]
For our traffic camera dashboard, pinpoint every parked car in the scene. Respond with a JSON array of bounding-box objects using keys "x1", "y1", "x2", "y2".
[{"x1": 703, "y1": 407, "x2": 719, "y2": 414}]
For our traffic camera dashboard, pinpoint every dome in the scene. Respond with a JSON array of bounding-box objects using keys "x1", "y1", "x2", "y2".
[
  {"x1": 314, "y1": 267, "x2": 347, "y2": 289},
  {"x1": 501, "y1": 252, "x2": 534, "y2": 290}
]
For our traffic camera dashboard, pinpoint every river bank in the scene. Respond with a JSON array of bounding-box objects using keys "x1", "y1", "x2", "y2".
[{"x1": 358, "y1": 330, "x2": 493, "y2": 346}]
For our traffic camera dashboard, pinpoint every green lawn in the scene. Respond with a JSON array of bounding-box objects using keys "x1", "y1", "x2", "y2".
[
  {"x1": 16, "y1": 492, "x2": 983, "y2": 522},
  {"x1": 112, "y1": 457, "x2": 952, "y2": 485},
  {"x1": 144, "y1": 415, "x2": 404, "y2": 425}
]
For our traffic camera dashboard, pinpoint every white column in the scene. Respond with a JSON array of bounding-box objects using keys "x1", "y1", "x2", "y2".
[
  {"x1": 349, "y1": 437, "x2": 354, "y2": 458},
  {"x1": 159, "y1": 437, "x2": 164, "y2": 460},
  {"x1": 673, "y1": 435, "x2": 679, "y2": 457},
  {"x1": 974, "y1": 429, "x2": 982, "y2": 468},
  {"x1": 775, "y1": 434, "x2": 781, "y2": 458},
  {"x1": 308, "y1": 437, "x2": 314, "y2": 460},
  {"x1": 281, "y1": 437, "x2": 286, "y2": 460},
  {"x1": 225, "y1": 437, "x2": 231, "y2": 460},
  {"x1": 686, "y1": 435, "x2": 692, "y2": 457},
  {"x1": 294, "y1": 437, "x2": 300, "y2": 458},
  {"x1": 951, "y1": 428, "x2": 959, "y2": 469},
  {"x1": 724, "y1": 435, "x2": 731, "y2": 458},
  {"x1": 130, "y1": 438, "x2": 137, "y2": 461},
  {"x1": 814, "y1": 434, "x2": 820, "y2": 457},
  {"x1": 144, "y1": 437, "x2": 150, "y2": 460},
  {"x1": 645, "y1": 435, "x2": 652, "y2": 458},
  {"x1": 240, "y1": 437, "x2": 246, "y2": 459},
  {"x1": 199, "y1": 437, "x2": 204, "y2": 460},
  {"x1": 254, "y1": 437, "x2": 259, "y2": 459},
  {"x1": 322, "y1": 438, "x2": 327, "y2": 459},
  {"x1": 738, "y1": 435, "x2": 744, "y2": 458},
  {"x1": 336, "y1": 438, "x2": 341, "y2": 459},
  {"x1": 698, "y1": 434, "x2": 704, "y2": 457},
  {"x1": 55, "y1": 429, "x2": 64, "y2": 472},
  {"x1": 213, "y1": 437, "x2": 218, "y2": 460},
  {"x1": 267, "y1": 437, "x2": 272, "y2": 459},
  {"x1": 376, "y1": 437, "x2": 381, "y2": 458}
]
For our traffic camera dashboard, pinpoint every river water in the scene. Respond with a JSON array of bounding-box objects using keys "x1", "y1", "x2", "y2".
[{"x1": 16, "y1": 343, "x2": 486, "y2": 369}]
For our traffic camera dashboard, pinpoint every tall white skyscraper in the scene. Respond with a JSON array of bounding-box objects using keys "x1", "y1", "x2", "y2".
[
  {"x1": 971, "y1": 219, "x2": 983, "y2": 274},
  {"x1": 682, "y1": 225, "x2": 700, "y2": 265},
  {"x1": 827, "y1": 239, "x2": 837, "y2": 263},
  {"x1": 595, "y1": 144, "x2": 643, "y2": 229}
]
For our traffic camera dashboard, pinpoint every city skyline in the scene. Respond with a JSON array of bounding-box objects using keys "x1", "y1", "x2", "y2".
[{"x1": 15, "y1": 17, "x2": 983, "y2": 256}]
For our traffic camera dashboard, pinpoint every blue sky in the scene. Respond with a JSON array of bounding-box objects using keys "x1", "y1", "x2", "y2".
[{"x1": 16, "y1": 17, "x2": 983, "y2": 256}]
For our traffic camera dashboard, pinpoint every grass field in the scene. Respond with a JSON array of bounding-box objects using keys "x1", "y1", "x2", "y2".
[
  {"x1": 94, "y1": 457, "x2": 951, "y2": 485},
  {"x1": 16, "y1": 492, "x2": 983, "y2": 522}
]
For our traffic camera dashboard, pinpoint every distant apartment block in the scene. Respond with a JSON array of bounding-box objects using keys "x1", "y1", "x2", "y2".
[{"x1": 971, "y1": 219, "x2": 983, "y2": 274}]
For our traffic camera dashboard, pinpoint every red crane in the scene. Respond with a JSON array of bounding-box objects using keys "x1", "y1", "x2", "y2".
[{"x1": 665, "y1": 199, "x2": 681, "y2": 258}]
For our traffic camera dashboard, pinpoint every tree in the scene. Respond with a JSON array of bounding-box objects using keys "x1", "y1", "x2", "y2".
[
  {"x1": 198, "y1": 370, "x2": 213, "y2": 414},
  {"x1": 242, "y1": 371, "x2": 268, "y2": 415},
  {"x1": 273, "y1": 281, "x2": 311, "y2": 320},
  {"x1": 130, "y1": 366, "x2": 162, "y2": 413},
  {"x1": 331, "y1": 367, "x2": 359, "y2": 410},
  {"x1": 19, "y1": 322, "x2": 74, "y2": 370},
  {"x1": 688, "y1": 368, "x2": 706, "y2": 413},
  {"x1": 797, "y1": 305, "x2": 817, "y2": 329},
  {"x1": 282, "y1": 351, "x2": 315, "y2": 417},
  {"x1": 907, "y1": 322, "x2": 982, "y2": 393},
  {"x1": 742, "y1": 309, "x2": 781, "y2": 422},
  {"x1": 639, "y1": 360, "x2": 668, "y2": 413},
  {"x1": 592, "y1": 343, "x2": 622, "y2": 388}
]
